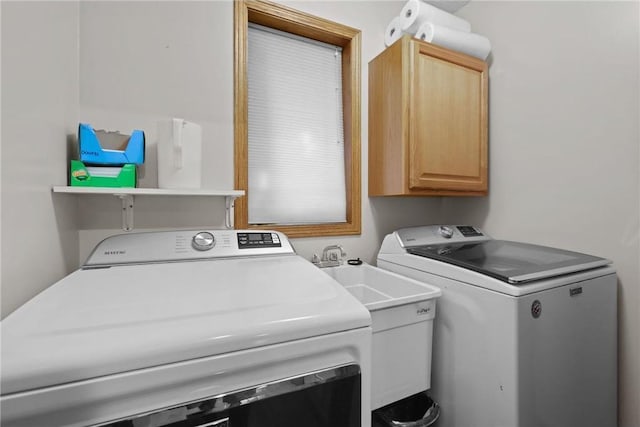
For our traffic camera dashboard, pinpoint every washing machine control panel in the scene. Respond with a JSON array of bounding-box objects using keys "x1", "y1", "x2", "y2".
[
  {"x1": 84, "y1": 229, "x2": 293, "y2": 267},
  {"x1": 456, "y1": 225, "x2": 484, "y2": 237},
  {"x1": 395, "y1": 225, "x2": 489, "y2": 248},
  {"x1": 237, "y1": 232, "x2": 282, "y2": 249}
]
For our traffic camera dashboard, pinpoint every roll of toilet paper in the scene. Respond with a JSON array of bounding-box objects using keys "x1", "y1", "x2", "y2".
[
  {"x1": 415, "y1": 22, "x2": 491, "y2": 60},
  {"x1": 400, "y1": 0, "x2": 471, "y2": 34},
  {"x1": 385, "y1": 16, "x2": 404, "y2": 47}
]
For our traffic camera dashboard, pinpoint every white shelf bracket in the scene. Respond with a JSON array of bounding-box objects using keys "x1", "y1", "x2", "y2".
[
  {"x1": 225, "y1": 196, "x2": 236, "y2": 229},
  {"x1": 116, "y1": 194, "x2": 135, "y2": 231},
  {"x1": 52, "y1": 187, "x2": 244, "y2": 232}
]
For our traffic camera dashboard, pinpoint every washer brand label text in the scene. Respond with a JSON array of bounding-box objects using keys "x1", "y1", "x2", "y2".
[
  {"x1": 417, "y1": 307, "x2": 431, "y2": 315},
  {"x1": 570, "y1": 287, "x2": 583, "y2": 297},
  {"x1": 104, "y1": 250, "x2": 125, "y2": 255}
]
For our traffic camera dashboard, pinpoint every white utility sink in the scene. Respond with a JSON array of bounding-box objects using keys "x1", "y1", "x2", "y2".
[
  {"x1": 322, "y1": 262, "x2": 441, "y2": 410},
  {"x1": 324, "y1": 262, "x2": 441, "y2": 311}
]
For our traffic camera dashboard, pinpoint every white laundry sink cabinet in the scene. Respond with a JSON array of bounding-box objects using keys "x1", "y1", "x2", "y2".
[{"x1": 323, "y1": 263, "x2": 441, "y2": 409}]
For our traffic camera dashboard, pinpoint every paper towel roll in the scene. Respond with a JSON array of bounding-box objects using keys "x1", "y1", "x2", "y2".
[
  {"x1": 400, "y1": 0, "x2": 471, "y2": 34},
  {"x1": 415, "y1": 22, "x2": 491, "y2": 60},
  {"x1": 385, "y1": 16, "x2": 404, "y2": 47}
]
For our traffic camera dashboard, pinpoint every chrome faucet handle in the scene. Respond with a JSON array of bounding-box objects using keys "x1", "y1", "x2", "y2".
[{"x1": 320, "y1": 244, "x2": 346, "y2": 265}]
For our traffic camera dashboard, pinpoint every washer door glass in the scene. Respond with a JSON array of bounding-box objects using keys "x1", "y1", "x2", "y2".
[
  {"x1": 407, "y1": 240, "x2": 610, "y2": 284},
  {"x1": 98, "y1": 365, "x2": 361, "y2": 427}
]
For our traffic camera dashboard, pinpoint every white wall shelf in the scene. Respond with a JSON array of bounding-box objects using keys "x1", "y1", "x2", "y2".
[{"x1": 52, "y1": 186, "x2": 245, "y2": 231}]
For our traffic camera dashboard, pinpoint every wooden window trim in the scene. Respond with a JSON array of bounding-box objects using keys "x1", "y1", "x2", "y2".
[{"x1": 234, "y1": 0, "x2": 361, "y2": 238}]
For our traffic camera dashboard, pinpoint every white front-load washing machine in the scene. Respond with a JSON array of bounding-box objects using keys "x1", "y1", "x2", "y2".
[
  {"x1": 377, "y1": 225, "x2": 617, "y2": 427},
  {"x1": 1, "y1": 229, "x2": 372, "y2": 427}
]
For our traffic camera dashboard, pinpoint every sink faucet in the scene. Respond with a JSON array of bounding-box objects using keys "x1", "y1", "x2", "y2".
[{"x1": 312, "y1": 244, "x2": 347, "y2": 268}]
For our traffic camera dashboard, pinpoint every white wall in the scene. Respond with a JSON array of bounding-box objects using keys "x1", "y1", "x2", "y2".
[
  {"x1": 450, "y1": 2, "x2": 640, "y2": 426},
  {"x1": 2, "y1": 0, "x2": 445, "y2": 311},
  {"x1": 75, "y1": 0, "x2": 444, "y2": 263},
  {"x1": 1, "y1": 1, "x2": 80, "y2": 317}
]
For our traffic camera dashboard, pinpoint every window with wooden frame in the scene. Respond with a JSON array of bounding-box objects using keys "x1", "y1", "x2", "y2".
[{"x1": 234, "y1": 0, "x2": 361, "y2": 238}]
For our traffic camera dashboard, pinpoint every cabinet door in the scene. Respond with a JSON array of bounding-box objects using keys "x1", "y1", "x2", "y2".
[{"x1": 409, "y1": 42, "x2": 488, "y2": 192}]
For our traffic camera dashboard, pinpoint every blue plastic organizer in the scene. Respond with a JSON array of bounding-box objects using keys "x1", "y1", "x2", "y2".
[{"x1": 78, "y1": 123, "x2": 145, "y2": 165}]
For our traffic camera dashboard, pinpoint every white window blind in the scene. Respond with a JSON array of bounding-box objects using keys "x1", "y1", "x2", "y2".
[{"x1": 247, "y1": 24, "x2": 346, "y2": 225}]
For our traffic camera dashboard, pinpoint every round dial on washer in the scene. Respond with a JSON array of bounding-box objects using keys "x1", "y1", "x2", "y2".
[
  {"x1": 192, "y1": 232, "x2": 215, "y2": 251},
  {"x1": 439, "y1": 226, "x2": 454, "y2": 239}
]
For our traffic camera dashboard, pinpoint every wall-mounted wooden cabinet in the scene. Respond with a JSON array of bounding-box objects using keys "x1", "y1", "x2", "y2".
[{"x1": 368, "y1": 35, "x2": 488, "y2": 196}]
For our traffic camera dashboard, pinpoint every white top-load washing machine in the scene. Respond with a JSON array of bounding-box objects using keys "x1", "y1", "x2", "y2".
[
  {"x1": 377, "y1": 225, "x2": 617, "y2": 427},
  {"x1": 1, "y1": 230, "x2": 372, "y2": 427}
]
